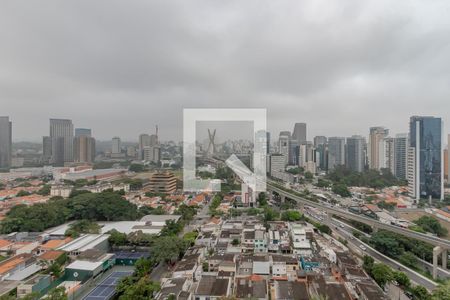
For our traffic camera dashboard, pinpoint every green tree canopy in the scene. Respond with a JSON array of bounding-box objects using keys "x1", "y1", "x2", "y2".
[
  {"x1": 371, "y1": 263, "x2": 393, "y2": 288},
  {"x1": 414, "y1": 216, "x2": 448, "y2": 237}
]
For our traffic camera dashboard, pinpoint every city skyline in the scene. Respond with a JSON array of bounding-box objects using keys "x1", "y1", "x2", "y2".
[{"x1": 2, "y1": 1, "x2": 450, "y2": 141}]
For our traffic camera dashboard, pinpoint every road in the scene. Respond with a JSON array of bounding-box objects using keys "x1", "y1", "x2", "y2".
[
  {"x1": 330, "y1": 218, "x2": 438, "y2": 291},
  {"x1": 268, "y1": 182, "x2": 450, "y2": 249}
]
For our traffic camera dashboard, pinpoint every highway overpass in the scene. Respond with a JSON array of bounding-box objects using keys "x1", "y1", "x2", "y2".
[{"x1": 267, "y1": 182, "x2": 449, "y2": 279}]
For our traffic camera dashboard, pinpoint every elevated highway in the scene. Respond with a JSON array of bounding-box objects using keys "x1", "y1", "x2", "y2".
[{"x1": 267, "y1": 182, "x2": 449, "y2": 279}]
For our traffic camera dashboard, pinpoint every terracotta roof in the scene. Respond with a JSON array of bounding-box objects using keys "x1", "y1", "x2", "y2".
[
  {"x1": 0, "y1": 254, "x2": 29, "y2": 275},
  {"x1": 0, "y1": 239, "x2": 12, "y2": 248},
  {"x1": 39, "y1": 250, "x2": 65, "y2": 261},
  {"x1": 41, "y1": 238, "x2": 72, "y2": 250}
]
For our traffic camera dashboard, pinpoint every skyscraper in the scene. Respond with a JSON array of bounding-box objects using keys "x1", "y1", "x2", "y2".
[
  {"x1": 278, "y1": 131, "x2": 290, "y2": 165},
  {"x1": 42, "y1": 136, "x2": 52, "y2": 163},
  {"x1": 0, "y1": 116, "x2": 12, "y2": 169},
  {"x1": 368, "y1": 127, "x2": 389, "y2": 170},
  {"x1": 74, "y1": 129, "x2": 96, "y2": 164},
  {"x1": 112, "y1": 137, "x2": 121, "y2": 154},
  {"x1": 314, "y1": 136, "x2": 328, "y2": 171},
  {"x1": 328, "y1": 137, "x2": 345, "y2": 170},
  {"x1": 292, "y1": 123, "x2": 307, "y2": 144},
  {"x1": 75, "y1": 128, "x2": 92, "y2": 137},
  {"x1": 394, "y1": 133, "x2": 408, "y2": 180},
  {"x1": 139, "y1": 134, "x2": 151, "y2": 160},
  {"x1": 407, "y1": 116, "x2": 443, "y2": 200},
  {"x1": 346, "y1": 135, "x2": 365, "y2": 173},
  {"x1": 380, "y1": 137, "x2": 395, "y2": 174},
  {"x1": 447, "y1": 134, "x2": 450, "y2": 182},
  {"x1": 50, "y1": 119, "x2": 74, "y2": 165},
  {"x1": 314, "y1": 136, "x2": 327, "y2": 148}
]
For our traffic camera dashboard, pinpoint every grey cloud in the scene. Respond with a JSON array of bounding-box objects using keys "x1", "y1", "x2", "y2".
[{"x1": 1, "y1": 0, "x2": 450, "y2": 142}]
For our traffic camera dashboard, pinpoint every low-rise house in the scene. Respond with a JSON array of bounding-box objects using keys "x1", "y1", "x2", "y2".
[
  {"x1": 271, "y1": 255, "x2": 299, "y2": 279},
  {"x1": 254, "y1": 230, "x2": 267, "y2": 253},
  {"x1": 193, "y1": 276, "x2": 232, "y2": 300},
  {"x1": 156, "y1": 277, "x2": 192, "y2": 300},
  {"x1": 0, "y1": 254, "x2": 34, "y2": 281},
  {"x1": 235, "y1": 276, "x2": 267, "y2": 300},
  {"x1": 37, "y1": 250, "x2": 66, "y2": 267},
  {"x1": 272, "y1": 280, "x2": 310, "y2": 300},
  {"x1": 335, "y1": 252, "x2": 358, "y2": 270},
  {"x1": 356, "y1": 282, "x2": 388, "y2": 300},
  {"x1": 172, "y1": 258, "x2": 198, "y2": 279},
  {"x1": 208, "y1": 253, "x2": 235, "y2": 272}
]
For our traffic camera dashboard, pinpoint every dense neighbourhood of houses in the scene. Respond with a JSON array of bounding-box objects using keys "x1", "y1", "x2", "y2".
[{"x1": 154, "y1": 218, "x2": 388, "y2": 300}]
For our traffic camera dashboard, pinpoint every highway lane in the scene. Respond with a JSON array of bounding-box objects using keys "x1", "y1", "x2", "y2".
[
  {"x1": 331, "y1": 219, "x2": 438, "y2": 291},
  {"x1": 268, "y1": 182, "x2": 450, "y2": 249}
]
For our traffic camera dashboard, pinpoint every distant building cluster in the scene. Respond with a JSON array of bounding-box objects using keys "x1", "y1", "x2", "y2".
[{"x1": 268, "y1": 116, "x2": 447, "y2": 200}]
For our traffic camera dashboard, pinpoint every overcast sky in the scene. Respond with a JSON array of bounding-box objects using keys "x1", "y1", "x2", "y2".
[{"x1": 1, "y1": 0, "x2": 450, "y2": 142}]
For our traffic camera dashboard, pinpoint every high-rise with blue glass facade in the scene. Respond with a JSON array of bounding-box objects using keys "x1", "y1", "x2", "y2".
[{"x1": 408, "y1": 116, "x2": 444, "y2": 200}]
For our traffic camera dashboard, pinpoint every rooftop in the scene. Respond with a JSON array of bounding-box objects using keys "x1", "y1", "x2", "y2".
[{"x1": 196, "y1": 276, "x2": 230, "y2": 297}]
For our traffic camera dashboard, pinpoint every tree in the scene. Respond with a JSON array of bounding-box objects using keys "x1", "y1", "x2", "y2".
[
  {"x1": 281, "y1": 210, "x2": 302, "y2": 222},
  {"x1": 432, "y1": 280, "x2": 450, "y2": 300},
  {"x1": 262, "y1": 207, "x2": 279, "y2": 223},
  {"x1": 370, "y1": 263, "x2": 393, "y2": 288},
  {"x1": 16, "y1": 190, "x2": 31, "y2": 197},
  {"x1": 117, "y1": 277, "x2": 160, "y2": 300},
  {"x1": 231, "y1": 238, "x2": 240, "y2": 246},
  {"x1": 257, "y1": 192, "x2": 268, "y2": 207},
  {"x1": 317, "y1": 224, "x2": 331, "y2": 235},
  {"x1": 108, "y1": 229, "x2": 128, "y2": 246},
  {"x1": 414, "y1": 216, "x2": 448, "y2": 237},
  {"x1": 65, "y1": 220, "x2": 100, "y2": 238},
  {"x1": 150, "y1": 236, "x2": 188, "y2": 264},
  {"x1": 129, "y1": 164, "x2": 145, "y2": 173},
  {"x1": 69, "y1": 189, "x2": 91, "y2": 198},
  {"x1": 393, "y1": 271, "x2": 410, "y2": 288},
  {"x1": 304, "y1": 171, "x2": 314, "y2": 181},
  {"x1": 37, "y1": 184, "x2": 51, "y2": 196},
  {"x1": 160, "y1": 220, "x2": 183, "y2": 236},
  {"x1": 362, "y1": 255, "x2": 374, "y2": 274},
  {"x1": 316, "y1": 179, "x2": 331, "y2": 188},
  {"x1": 370, "y1": 230, "x2": 403, "y2": 258},
  {"x1": 183, "y1": 231, "x2": 199, "y2": 246},
  {"x1": 134, "y1": 258, "x2": 153, "y2": 277},
  {"x1": 46, "y1": 287, "x2": 68, "y2": 300},
  {"x1": 46, "y1": 262, "x2": 62, "y2": 277},
  {"x1": 332, "y1": 184, "x2": 351, "y2": 197},
  {"x1": 0, "y1": 191, "x2": 139, "y2": 234},
  {"x1": 398, "y1": 251, "x2": 418, "y2": 269},
  {"x1": 174, "y1": 204, "x2": 197, "y2": 222},
  {"x1": 411, "y1": 285, "x2": 431, "y2": 300}
]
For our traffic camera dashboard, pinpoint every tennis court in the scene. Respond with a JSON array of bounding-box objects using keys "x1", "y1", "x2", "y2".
[{"x1": 83, "y1": 271, "x2": 133, "y2": 300}]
